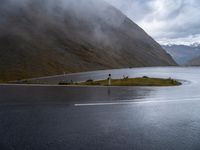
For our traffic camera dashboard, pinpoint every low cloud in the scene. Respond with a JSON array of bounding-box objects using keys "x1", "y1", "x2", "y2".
[{"x1": 105, "y1": 0, "x2": 200, "y2": 45}]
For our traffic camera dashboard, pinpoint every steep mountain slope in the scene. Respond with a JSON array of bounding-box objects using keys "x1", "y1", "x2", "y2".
[
  {"x1": 163, "y1": 44, "x2": 200, "y2": 65},
  {"x1": 0, "y1": 0, "x2": 176, "y2": 82}
]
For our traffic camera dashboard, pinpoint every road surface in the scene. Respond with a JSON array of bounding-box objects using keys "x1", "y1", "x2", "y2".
[{"x1": 1, "y1": 67, "x2": 200, "y2": 150}]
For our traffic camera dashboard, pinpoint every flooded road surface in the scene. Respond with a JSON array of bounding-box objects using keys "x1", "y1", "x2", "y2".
[{"x1": 1, "y1": 67, "x2": 200, "y2": 150}]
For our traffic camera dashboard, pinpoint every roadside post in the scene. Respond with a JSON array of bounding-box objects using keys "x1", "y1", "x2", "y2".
[{"x1": 108, "y1": 74, "x2": 111, "y2": 86}]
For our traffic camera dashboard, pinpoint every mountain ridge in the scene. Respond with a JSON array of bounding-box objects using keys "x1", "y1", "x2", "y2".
[
  {"x1": 186, "y1": 55, "x2": 200, "y2": 66},
  {"x1": 162, "y1": 44, "x2": 200, "y2": 65},
  {"x1": 0, "y1": 0, "x2": 176, "y2": 82}
]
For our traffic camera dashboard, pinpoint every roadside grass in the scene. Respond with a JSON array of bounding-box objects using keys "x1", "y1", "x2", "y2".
[
  {"x1": 0, "y1": 79, "x2": 10, "y2": 83},
  {"x1": 4, "y1": 76, "x2": 181, "y2": 86},
  {"x1": 59, "y1": 77, "x2": 181, "y2": 86},
  {"x1": 0, "y1": 80, "x2": 5, "y2": 83}
]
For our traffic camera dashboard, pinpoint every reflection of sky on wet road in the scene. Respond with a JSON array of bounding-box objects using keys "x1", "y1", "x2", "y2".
[
  {"x1": 1, "y1": 67, "x2": 200, "y2": 150},
  {"x1": 0, "y1": 85, "x2": 152, "y2": 105},
  {"x1": 28, "y1": 67, "x2": 200, "y2": 105}
]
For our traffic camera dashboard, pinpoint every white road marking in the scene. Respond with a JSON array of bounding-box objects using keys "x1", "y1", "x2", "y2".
[{"x1": 74, "y1": 97, "x2": 200, "y2": 106}]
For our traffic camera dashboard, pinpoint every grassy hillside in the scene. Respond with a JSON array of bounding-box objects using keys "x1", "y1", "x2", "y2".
[{"x1": 0, "y1": 0, "x2": 177, "y2": 82}]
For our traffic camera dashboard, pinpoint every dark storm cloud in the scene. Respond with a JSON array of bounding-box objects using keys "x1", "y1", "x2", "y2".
[{"x1": 105, "y1": 0, "x2": 200, "y2": 45}]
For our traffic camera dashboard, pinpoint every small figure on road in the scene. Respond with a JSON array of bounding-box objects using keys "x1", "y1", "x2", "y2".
[{"x1": 108, "y1": 74, "x2": 111, "y2": 86}]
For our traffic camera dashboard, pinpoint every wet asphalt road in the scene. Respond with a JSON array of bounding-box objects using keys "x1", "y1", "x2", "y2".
[{"x1": 1, "y1": 67, "x2": 200, "y2": 150}]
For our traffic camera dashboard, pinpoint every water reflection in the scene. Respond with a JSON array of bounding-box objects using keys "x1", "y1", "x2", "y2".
[
  {"x1": 0, "y1": 85, "x2": 153, "y2": 105},
  {"x1": 107, "y1": 87, "x2": 111, "y2": 96},
  {"x1": 2, "y1": 67, "x2": 200, "y2": 105},
  {"x1": 1, "y1": 67, "x2": 200, "y2": 150}
]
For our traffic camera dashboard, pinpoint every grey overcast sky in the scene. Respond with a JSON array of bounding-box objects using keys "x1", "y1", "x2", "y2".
[{"x1": 105, "y1": 0, "x2": 200, "y2": 45}]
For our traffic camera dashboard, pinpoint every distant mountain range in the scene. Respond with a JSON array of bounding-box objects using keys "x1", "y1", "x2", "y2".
[
  {"x1": 186, "y1": 55, "x2": 200, "y2": 66},
  {"x1": 162, "y1": 44, "x2": 200, "y2": 65},
  {"x1": 0, "y1": 0, "x2": 176, "y2": 82}
]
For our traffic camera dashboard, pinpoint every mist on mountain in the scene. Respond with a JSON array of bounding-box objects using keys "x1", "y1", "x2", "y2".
[{"x1": 0, "y1": 0, "x2": 176, "y2": 81}]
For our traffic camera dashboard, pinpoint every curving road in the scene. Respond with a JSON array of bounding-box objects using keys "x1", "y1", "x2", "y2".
[{"x1": 0, "y1": 67, "x2": 200, "y2": 150}]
